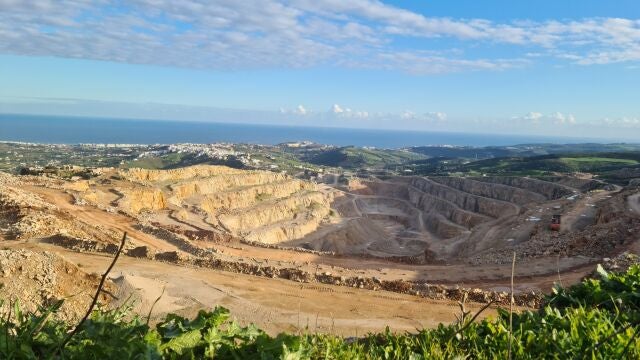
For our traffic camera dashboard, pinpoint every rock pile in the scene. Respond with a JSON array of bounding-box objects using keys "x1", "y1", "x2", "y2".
[
  {"x1": 602, "y1": 252, "x2": 639, "y2": 272},
  {"x1": 0, "y1": 249, "x2": 114, "y2": 322},
  {"x1": 469, "y1": 190, "x2": 640, "y2": 265},
  {"x1": 44, "y1": 234, "x2": 120, "y2": 254}
]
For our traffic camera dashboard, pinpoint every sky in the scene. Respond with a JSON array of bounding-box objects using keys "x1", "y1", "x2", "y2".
[{"x1": 1, "y1": 0, "x2": 640, "y2": 140}]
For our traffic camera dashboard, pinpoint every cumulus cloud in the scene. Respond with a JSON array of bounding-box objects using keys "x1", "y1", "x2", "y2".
[
  {"x1": 295, "y1": 105, "x2": 307, "y2": 115},
  {"x1": 1, "y1": 1, "x2": 640, "y2": 73},
  {"x1": 513, "y1": 112, "x2": 577, "y2": 125},
  {"x1": 550, "y1": 112, "x2": 576, "y2": 125},
  {"x1": 522, "y1": 112, "x2": 544, "y2": 122},
  {"x1": 283, "y1": 104, "x2": 448, "y2": 122},
  {"x1": 426, "y1": 112, "x2": 448, "y2": 121},
  {"x1": 399, "y1": 111, "x2": 448, "y2": 122},
  {"x1": 279, "y1": 104, "x2": 309, "y2": 115},
  {"x1": 329, "y1": 104, "x2": 369, "y2": 118},
  {"x1": 400, "y1": 110, "x2": 416, "y2": 120},
  {"x1": 600, "y1": 117, "x2": 640, "y2": 127}
]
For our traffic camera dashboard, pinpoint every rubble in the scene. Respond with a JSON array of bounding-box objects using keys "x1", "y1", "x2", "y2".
[{"x1": 0, "y1": 249, "x2": 114, "y2": 322}]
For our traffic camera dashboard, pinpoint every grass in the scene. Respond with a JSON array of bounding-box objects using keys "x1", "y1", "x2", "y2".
[
  {"x1": 255, "y1": 193, "x2": 273, "y2": 202},
  {"x1": 559, "y1": 157, "x2": 638, "y2": 171},
  {"x1": 440, "y1": 153, "x2": 640, "y2": 177},
  {"x1": 1, "y1": 264, "x2": 639, "y2": 359},
  {"x1": 308, "y1": 147, "x2": 426, "y2": 169},
  {"x1": 560, "y1": 157, "x2": 638, "y2": 164}
]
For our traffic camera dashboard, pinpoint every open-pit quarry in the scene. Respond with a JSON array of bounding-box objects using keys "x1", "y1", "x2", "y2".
[{"x1": 1, "y1": 165, "x2": 639, "y2": 335}]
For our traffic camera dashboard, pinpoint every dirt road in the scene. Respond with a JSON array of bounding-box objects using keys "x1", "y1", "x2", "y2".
[
  {"x1": 11, "y1": 241, "x2": 499, "y2": 336},
  {"x1": 25, "y1": 185, "x2": 180, "y2": 251},
  {"x1": 562, "y1": 186, "x2": 621, "y2": 232}
]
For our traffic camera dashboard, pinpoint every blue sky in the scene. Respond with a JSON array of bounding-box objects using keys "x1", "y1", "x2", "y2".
[{"x1": 1, "y1": 0, "x2": 640, "y2": 139}]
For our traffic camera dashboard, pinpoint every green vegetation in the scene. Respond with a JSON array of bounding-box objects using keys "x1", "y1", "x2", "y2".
[
  {"x1": 255, "y1": 192, "x2": 273, "y2": 202},
  {"x1": 122, "y1": 153, "x2": 246, "y2": 170},
  {"x1": 425, "y1": 153, "x2": 640, "y2": 177},
  {"x1": 4, "y1": 141, "x2": 640, "y2": 179},
  {"x1": 559, "y1": 156, "x2": 638, "y2": 172},
  {"x1": 409, "y1": 143, "x2": 640, "y2": 159},
  {"x1": 307, "y1": 146, "x2": 426, "y2": 169},
  {"x1": 122, "y1": 153, "x2": 189, "y2": 169},
  {"x1": 2, "y1": 264, "x2": 639, "y2": 359},
  {"x1": 0, "y1": 143, "x2": 138, "y2": 172}
]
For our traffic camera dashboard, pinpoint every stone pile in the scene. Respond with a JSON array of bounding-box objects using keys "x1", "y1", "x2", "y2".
[{"x1": 0, "y1": 249, "x2": 114, "y2": 322}]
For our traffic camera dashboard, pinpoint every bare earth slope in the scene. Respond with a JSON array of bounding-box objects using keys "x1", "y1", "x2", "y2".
[{"x1": 1, "y1": 166, "x2": 639, "y2": 336}]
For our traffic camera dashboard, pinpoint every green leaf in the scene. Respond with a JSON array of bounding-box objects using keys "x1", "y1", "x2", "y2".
[
  {"x1": 160, "y1": 329, "x2": 202, "y2": 355},
  {"x1": 596, "y1": 264, "x2": 609, "y2": 280}
]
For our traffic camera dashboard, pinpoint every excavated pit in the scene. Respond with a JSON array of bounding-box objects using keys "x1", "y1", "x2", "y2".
[
  {"x1": 2, "y1": 165, "x2": 625, "y2": 266},
  {"x1": 286, "y1": 175, "x2": 607, "y2": 261}
]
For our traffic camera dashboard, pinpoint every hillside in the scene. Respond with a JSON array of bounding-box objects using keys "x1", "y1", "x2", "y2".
[
  {"x1": 2, "y1": 161, "x2": 640, "y2": 354},
  {"x1": 2, "y1": 256, "x2": 638, "y2": 358},
  {"x1": 306, "y1": 146, "x2": 426, "y2": 168},
  {"x1": 445, "y1": 153, "x2": 640, "y2": 177},
  {"x1": 409, "y1": 143, "x2": 640, "y2": 159}
]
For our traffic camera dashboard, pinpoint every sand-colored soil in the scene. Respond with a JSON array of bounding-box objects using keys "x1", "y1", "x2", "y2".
[
  {"x1": 1, "y1": 167, "x2": 639, "y2": 336},
  {"x1": 8, "y1": 242, "x2": 497, "y2": 336}
]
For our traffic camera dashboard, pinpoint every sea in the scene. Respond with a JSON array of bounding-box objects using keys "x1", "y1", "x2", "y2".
[{"x1": 0, "y1": 113, "x2": 620, "y2": 148}]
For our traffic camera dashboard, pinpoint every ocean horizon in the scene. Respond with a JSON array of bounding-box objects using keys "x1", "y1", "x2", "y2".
[{"x1": 0, "y1": 113, "x2": 628, "y2": 148}]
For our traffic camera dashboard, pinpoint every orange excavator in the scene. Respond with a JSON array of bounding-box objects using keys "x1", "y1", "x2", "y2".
[{"x1": 550, "y1": 214, "x2": 561, "y2": 231}]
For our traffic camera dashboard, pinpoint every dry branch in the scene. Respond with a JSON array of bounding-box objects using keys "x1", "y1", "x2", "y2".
[
  {"x1": 508, "y1": 251, "x2": 516, "y2": 360},
  {"x1": 60, "y1": 232, "x2": 128, "y2": 349}
]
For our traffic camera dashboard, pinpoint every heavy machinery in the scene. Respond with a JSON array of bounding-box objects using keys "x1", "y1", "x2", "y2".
[{"x1": 550, "y1": 214, "x2": 561, "y2": 231}]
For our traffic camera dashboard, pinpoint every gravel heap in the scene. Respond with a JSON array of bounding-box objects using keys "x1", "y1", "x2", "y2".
[{"x1": 0, "y1": 249, "x2": 113, "y2": 322}]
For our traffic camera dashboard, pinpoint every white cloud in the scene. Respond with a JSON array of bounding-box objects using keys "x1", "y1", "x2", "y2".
[
  {"x1": 399, "y1": 111, "x2": 447, "y2": 122},
  {"x1": 600, "y1": 117, "x2": 640, "y2": 127},
  {"x1": 1, "y1": 1, "x2": 640, "y2": 73},
  {"x1": 295, "y1": 105, "x2": 307, "y2": 115},
  {"x1": 4, "y1": 95, "x2": 639, "y2": 137},
  {"x1": 400, "y1": 110, "x2": 416, "y2": 120},
  {"x1": 524, "y1": 112, "x2": 544, "y2": 123},
  {"x1": 550, "y1": 112, "x2": 576, "y2": 124},
  {"x1": 426, "y1": 112, "x2": 448, "y2": 121},
  {"x1": 513, "y1": 112, "x2": 577, "y2": 125},
  {"x1": 283, "y1": 104, "x2": 444, "y2": 122},
  {"x1": 329, "y1": 104, "x2": 370, "y2": 118}
]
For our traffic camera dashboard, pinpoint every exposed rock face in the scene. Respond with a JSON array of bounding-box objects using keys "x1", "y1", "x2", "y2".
[
  {"x1": 471, "y1": 176, "x2": 574, "y2": 200},
  {"x1": 0, "y1": 177, "x2": 71, "y2": 240},
  {"x1": 538, "y1": 176, "x2": 602, "y2": 192},
  {"x1": 430, "y1": 176, "x2": 546, "y2": 205},
  {"x1": 219, "y1": 191, "x2": 330, "y2": 232},
  {"x1": 0, "y1": 173, "x2": 124, "y2": 244},
  {"x1": 407, "y1": 184, "x2": 488, "y2": 229},
  {"x1": 410, "y1": 177, "x2": 518, "y2": 219},
  {"x1": 170, "y1": 172, "x2": 287, "y2": 199},
  {"x1": 119, "y1": 188, "x2": 167, "y2": 214},
  {"x1": 199, "y1": 179, "x2": 313, "y2": 213},
  {"x1": 306, "y1": 173, "x2": 615, "y2": 261},
  {"x1": 118, "y1": 165, "x2": 243, "y2": 183},
  {"x1": 74, "y1": 165, "x2": 338, "y2": 245}
]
